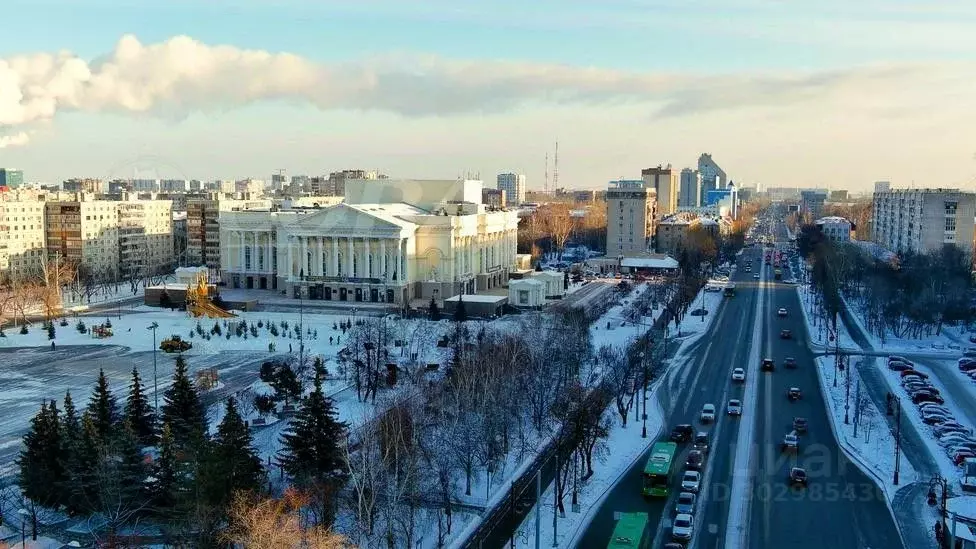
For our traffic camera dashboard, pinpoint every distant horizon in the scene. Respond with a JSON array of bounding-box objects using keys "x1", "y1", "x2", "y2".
[{"x1": 2, "y1": 1, "x2": 976, "y2": 191}]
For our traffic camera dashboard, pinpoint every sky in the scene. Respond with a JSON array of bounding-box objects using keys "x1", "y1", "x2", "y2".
[{"x1": 1, "y1": 0, "x2": 975, "y2": 191}]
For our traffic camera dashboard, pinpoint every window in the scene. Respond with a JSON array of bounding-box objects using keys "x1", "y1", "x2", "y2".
[
  {"x1": 945, "y1": 201, "x2": 958, "y2": 215},
  {"x1": 519, "y1": 290, "x2": 529, "y2": 304},
  {"x1": 945, "y1": 217, "x2": 956, "y2": 232}
]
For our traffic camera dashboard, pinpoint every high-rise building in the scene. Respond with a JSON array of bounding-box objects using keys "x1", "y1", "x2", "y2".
[
  {"x1": 874, "y1": 181, "x2": 891, "y2": 194},
  {"x1": 606, "y1": 180, "x2": 657, "y2": 257},
  {"x1": 0, "y1": 190, "x2": 46, "y2": 277},
  {"x1": 800, "y1": 190, "x2": 828, "y2": 217},
  {"x1": 186, "y1": 194, "x2": 272, "y2": 272},
  {"x1": 117, "y1": 198, "x2": 174, "y2": 278},
  {"x1": 679, "y1": 168, "x2": 702, "y2": 208},
  {"x1": 641, "y1": 165, "x2": 678, "y2": 216},
  {"x1": 0, "y1": 169, "x2": 24, "y2": 189},
  {"x1": 271, "y1": 173, "x2": 289, "y2": 191},
  {"x1": 872, "y1": 187, "x2": 976, "y2": 254},
  {"x1": 235, "y1": 179, "x2": 265, "y2": 196},
  {"x1": 496, "y1": 173, "x2": 527, "y2": 205},
  {"x1": 698, "y1": 153, "x2": 728, "y2": 189},
  {"x1": 62, "y1": 178, "x2": 103, "y2": 193},
  {"x1": 45, "y1": 199, "x2": 120, "y2": 279},
  {"x1": 482, "y1": 188, "x2": 507, "y2": 209},
  {"x1": 327, "y1": 170, "x2": 380, "y2": 197}
]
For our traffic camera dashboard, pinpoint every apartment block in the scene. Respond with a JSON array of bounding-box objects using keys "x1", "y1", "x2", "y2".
[
  {"x1": 0, "y1": 169, "x2": 24, "y2": 189},
  {"x1": 679, "y1": 168, "x2": 702, "y2": 208},
  {"x1": 496, "y1": 173, "x2": 527, "y2": 205},
  {"x1": 0, "y1": 190, "x2": 46, "y2": 278},
  {"x1": 63, "y1": 178, "x2": 103, "y2": 193},
  {"x1": 606, "y1": 180, "x2": 657, "y2": 257},
  {"x1": 187, "y1": 195, "x2": 272, "y2": 272},
  {"x1": 656, "y1": 212, "x2": 725, "y2": 256},
  {"x1": 45, "y1": 199, "x2": 120, "y2": 279},
  {"x1": 118, "y1": 198, "x2": 174, "y2": 278},
  {"x1": 871, "y1": 188, "x2": 976, "y2": 254},
  {"x1": 641, "y1": 165, "x2": 678, "y2": 216}
]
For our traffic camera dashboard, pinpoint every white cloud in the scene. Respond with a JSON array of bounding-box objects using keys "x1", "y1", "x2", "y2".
[
  {"x1": 2, "y1": 34, "x2": 969, "y2": 140},
  {"x1": 0, "y1": 131, "x2": 30, "y2": 148}
]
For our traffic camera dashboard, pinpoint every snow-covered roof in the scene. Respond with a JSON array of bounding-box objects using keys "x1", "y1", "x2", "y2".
[
  {"x1": 444, "y1": 294, "x2": 508, "y2": 304},
  {"x1": 621, "y1": 256, "x2": 679, "y2": 269},
  {"x1": 947, "y1": 497, "x2": 976, "y2": 541},
  {"x1": 815, "y1": 216, "x2": 850, "y2": 225},
  {"x1": 510, "y1": 278, "x2": 544, "y2": 287}
]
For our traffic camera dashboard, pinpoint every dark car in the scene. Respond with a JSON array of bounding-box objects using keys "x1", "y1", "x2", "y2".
[
  {"x1": 789, "y1": 467, "x2": 808, "y2": 486},
  {"x1": 686, "y1": 449, "x2": 705, "y2": 470},
  {"x1": 888, "y1": 361, "x2": 913, "y2": 372},
  {"x1": 693, "y1": 432, "x2": 710, "y2": 454},
  {"x1": 793, "y1": 417, "x2": 808, "y2": 433},
  {"x1": 761, "y1": 358, "x2": 775, "y2": 372},
  {"x1": 913, "y1": 392, "x2": 945, "y2": 405},
  {"x1": 788, "y1": 387, "x2": 802, "y2": 401},
  {"x1": 901, "y1": 369, "x2": 929, "y2": 379},
  {"x1": 780, "y1": 329, "x2": 792, "y2": 339},
  {"x1": 784, "y1": 357, "x2": 797, "y2": 369},
  {"x1": 670, "y1": 424, "x2": 695, "y2": 443}
]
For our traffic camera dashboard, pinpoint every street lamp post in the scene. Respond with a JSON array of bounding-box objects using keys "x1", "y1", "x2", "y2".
[
  {"x1": 147, "y1": 322, "x2": 159, "y2": 411},
  {"x1": 844, "y1": 357, "x2": 852, "y2": 424},
  {"x1": 893, "y1": 396, "x2": 902, "y2": 485},
  {"x1": 641, "y1": 345, "x2": 649, "y2": 439}
]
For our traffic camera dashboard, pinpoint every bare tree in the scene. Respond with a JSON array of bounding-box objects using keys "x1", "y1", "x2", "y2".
[{"x1": 223, "y1": 489, "x2": 352, "y2": 548}]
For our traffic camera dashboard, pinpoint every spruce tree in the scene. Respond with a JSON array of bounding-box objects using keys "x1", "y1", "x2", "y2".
[
  {"x1": 58, "y1": 391, "x2": 84, "y2": 513},
  {"x1": 429, "y1": 297, "x2": 440, "y2": 321},
  {"x1": 161, "y1": 355, "x2": 207, "y2": 450},
  {"x1": 73, "y1": 414, "x2": 103, "y2": 512},
  {"x1": 151, "y1": 423, "x2": 179, "y2": 511},
  {"x1": 18, "y1": 401, "x2": 65, "y2": 509},
  {"x1": 47, "y1": 322, "x2": 56, "y2": 340},
  {"x1": 279, "y1": 362, "x2": 347, "y2": 504},
  {"x1": 86, "y1": 368, "x2": 119, "y2": 442},
  {"x1": 202, "y1": 398, "x2": 263, "y2": 508},
  {"x1": 453, "y1": 294, "x2": 467, "y2": 322},
  {"x1": 124, "y1": 367, "x2": 157, "y2": 446},
  {"x1": 113, "y1": 420, "x2": 149, "y2": 507}
]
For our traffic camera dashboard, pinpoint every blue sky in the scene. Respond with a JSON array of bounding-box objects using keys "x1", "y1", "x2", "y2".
[{"x1": 2, "y1": 0, "x2": 975, "y2": 189}]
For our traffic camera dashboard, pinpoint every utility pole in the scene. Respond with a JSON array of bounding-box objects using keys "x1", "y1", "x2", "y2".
[
  {"x1": 844, "y1": 357, "x2": 851, "y2": 424},
  {"x1": 147, "y1": 322, "x2": 159, "y2": 411},
  {"x1": 535, "y1": 470, "x2": 541, "y2": 549},
  {"x1": 853, "y1": 378, "x2": 861, "y2": 438},
  {"x1": 894, "y1": 399, "x2": 902, "y2": 485},
  {"x1": 552, "y1": 446, "x2": 558, "y2": 547}
]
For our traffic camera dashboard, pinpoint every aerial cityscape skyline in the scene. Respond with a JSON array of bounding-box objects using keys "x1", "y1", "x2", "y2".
[{"x1": 1, "y1": 1, "x2": 975, "y2": 189}]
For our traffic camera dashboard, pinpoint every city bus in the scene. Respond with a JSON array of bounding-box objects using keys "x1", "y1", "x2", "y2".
[
  {"x1": 642, "y1": 441, "x2": 678, "y2": 497},
  {"x1": 607, "y1": 512, "x2": 650, "y2": 549},
  {"x1": 723, "y1": 283, "x2": 736, "y2": 297}
]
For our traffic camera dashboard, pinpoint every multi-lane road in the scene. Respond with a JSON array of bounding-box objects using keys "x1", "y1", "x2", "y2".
[{"x1": 579, "y1": 222, "x2": 903, "y2": 548}]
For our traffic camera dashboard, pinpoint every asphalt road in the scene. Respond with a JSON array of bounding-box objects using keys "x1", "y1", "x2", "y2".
[
  {"x1": 742, "y1": 224, "x2": 902, "y2": 549},
  {"x1": 0, "y1": 345, "x2": 290, "y2": 476},
  {"x1": 576, "y1": 254, "x2": 761, "y2": 548}
]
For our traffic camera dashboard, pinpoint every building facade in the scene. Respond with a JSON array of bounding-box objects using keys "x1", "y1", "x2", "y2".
[
  {"x1": 45, "y1": 199, "x2": 121, "y2": 279},
  {"x1": 698, "y1": 153, "x2": 727, "y2": 190},
  {"x1": 63, "y1": 178, "x2": 103, "y2": 193},
  {"x1": 815, "y1": 216, "x2": 852, "y2": 243},
  {"x1": 482, "y1": 188, "x2": 507, "y2": 209},
  {"x1": 0, "y1": 169, "x2": 24, "y2": 189},
  {"x1": 186, "y1": 195, "x2": 273, "y2": 273},
  {"x1": 641, "y1": 165, "x2": 678, "y2": 216},
  {"x1": 656, "y1": 212, "x2": 724, "y2": 256},
  {"x1": 606, "y1": 180, "x2": 657, "y2": 257},
  {"x1": 872, "y1": 188, "x2": 976, "y2": 254},
  {"x1": 800, "y1": 190, "x2": 828, "y2": 217},
  {"x1": 679, "y1": 168, "x2": 702, "y2": 208},
  {"x1": 0, "y1": 190, "x2": 46, "y2": 278},
  {"x1": 496, "y1": 173, "x2": 526, "y2": 205},
  {"x1": 218, "y1": 179, "x2": 520, "y2": 305},
  {"x1": 117, "y1": 198, "x2": 174, "y2": 278}
]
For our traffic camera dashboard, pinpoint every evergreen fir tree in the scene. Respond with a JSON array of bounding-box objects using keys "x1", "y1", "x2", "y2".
[
  {"x1": 151, "y1": 423, "x2": 179, "y2": 510},
  {"x1": 124, "y1": 367, "x2": 157, "y2": 446},
  {"x1": 72, "y1": 414, "x2": 103, "y2": 512},
  {"x1": 47, "y1": 322, "x2": 56, "y2": 340},
  {"x1": 428, "y1": 297, "x2": 440, "y2": 321},
  {"x1": 564, "y1": 270, "x2": 570, "y2": 290},
  {"x1": 113, "y1": 420, "x2": 149, "y2": 507},
  {"x1": 58, "y1": 391, "x2": 87, "y2": 515},
  {"x1": 201, "y1": 398, "x2": 263, "y2": 508},
  {"x1": 279, "y1": 362, "x2": 348, "y2": 498},
  {"x1": 161, "y1": 355, "x2": 207, "y2": 450},
  {"x1": 453, "y1": 294, "x2": 467, "y2": 322},
  {"x1": 18, "y1": 401, "x2": 65, "y2": 509},
  {"x1": 86, "y1": 368, "x2": 119, "y2": 442}
]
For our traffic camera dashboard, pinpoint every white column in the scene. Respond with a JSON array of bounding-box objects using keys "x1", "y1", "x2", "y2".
[
  {"x1": 287, "y1": 236, "x2": 294, "y2": 279},
  {"x1": 396, "y1": 238, "x2": 403, "y2": 282},
  {"x1": 238, "y1": 231, "x2": 244, "y2": 271},
  {"x1": 347, "y1": 238, "x2": 354, "y2": 277},
  {"x1": 265, "y1": 232, "x2": 272, "y2": 273},
  {"x1": 363, "y1": 237, "x2": 370, "y2": 278},
  {"x1": 317, "y1": 237, "x2": 324, "y2": 276},
  {"x1": 332, "y1": 236, "x2": 339, "y2": 276},
  {"x1": 380, "y1": 239, "x2": 387, "y2": 280}
]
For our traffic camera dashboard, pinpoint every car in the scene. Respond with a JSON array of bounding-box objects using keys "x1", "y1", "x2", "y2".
[
  {"x1": 946, "y1": 442, "x2": 976, "y2": 454},
  {"x1": 731, "y1": 367, "x2": 746, "y2": 382},
  {"x1": 754, "y1": 274, "x2": 760, "y2": 280},
  {"x1": 783, "y1": 279, "x2": 797, "y2": 285},
  {"x1": 700, "y1": 404, "x2": 716, "y2": 423},
  {"x1": 761, "y1": 358, "x2": 775, "y2": 372},
  {"x1": 905, "y1": 383, "x2": 934, "y2": 394},
  {"x1": 934, "y1": 423, "x2": 971, "y2": 436},
  {"x1": 901, "y1": 369, "x2": 930, "y2": 379},
  {"x1": 777, "y1": 308, "x2": 788, "y2": 317},
  {"x1": 888, "y1": 355, "x2": 913, "y2": 366},
  {"x1": 922, "y1": 412, "x2": 951, "y2": 425},
  {"x1": 784, "y1": 357, "x2": 797, "y2": 369},
  {"x1": 918, "y1": 404, "x2": 951, "y2": 416},
  {"x1": 953, "y1": 451, "x2": 976, "y2": 466},
  {"x1": 693, "y1": 432, "x2": 710, "y2": 453},
  {"x1": 672, "y1": 513, "x2": 695, "y2": 541},
  {"x1": 910, "y1": 388, "x2": 942, "y2": 400},
  {"x1": 670, "y1": 424, "x2": 695, "y2": 443},
  {"x1": 888, "y1": 361, "x2": 913, "y2": 372},
  {"x1": 686, "y1": 450, "x2": 705, "y2": 470},
  {"x1": 939, "y1": 433, "x2": 976, "y2": 447},
  {"x1": 787, "y1": 387, "x2": 802, "y2": 401},
  {"x1": 793, "y1": 417, "x2": 808, "y2": 433},
  {"x1": 675, "y1": 491, "x2": 696, "y2": 515},
  {"x1": 782, "y1": 432, "x2": 799, "y2": 453},
  {"x1": 728, "y1": 399, "x2": 743, "y2": 416},
  {"x1": 681, "y1": 470, "x2": 701, "y2": 493},
  {"x1": 780, "y1": 329, "x2": 792, "y2": 339},
  {"x1": 744, "y1": 266, "x2": 752, "y2": 272},
  {"x1": 901, "y1": 375, "x2": 926, "y2": 385},
  {"x1": 959, "y1": 362, "x2": 976, "y2": 372},
  {"x1": 789, "y1": 467, "x2": 808, "y2": 487}
]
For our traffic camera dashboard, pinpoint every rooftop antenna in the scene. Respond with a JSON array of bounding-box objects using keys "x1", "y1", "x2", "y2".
[{"x1": 552, "y1": 140, "x2": 559, "y2": 194}]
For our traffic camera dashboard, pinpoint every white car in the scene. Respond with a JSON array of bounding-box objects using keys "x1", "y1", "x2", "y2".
[
  {"x1": 727, "y1": 399, "x2": 742, "y2": 416},
  {"x1": 672, "y1": 513, "x2": 695, "y2": 541},
  {"x1": 731, "y1": 368, "x2": 746, "y2": 382},
  {"x1": 700, "y1": 404, "x2": 716, "y2": 423},
  {"x1": 681, "y1": 470, "x2": 701, "y2": 493},
  {"x1": 753, "y1": 274, "x2": 760, "y2": 279},
  {"x1": 777, "y1": 308, "x2": 788, "y2": 317}
]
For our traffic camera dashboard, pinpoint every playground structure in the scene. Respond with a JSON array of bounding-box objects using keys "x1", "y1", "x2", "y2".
[
  {"x1": 195, "y1": 367, "x2": 219, "y2": 391},
  {"x1": 185, "y1": 271, "x2": 236, "y2": 319}
]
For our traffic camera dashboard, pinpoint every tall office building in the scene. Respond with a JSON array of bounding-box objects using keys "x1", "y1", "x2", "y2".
[
  {"x1": 496, "y1": 173, "x2": 526, "y2": 205},
  {"x1": 641, "y1": 165, "x2": 678, "y2": 216},
  {"x1": 698, "y1": 153, "x2": 728, "y2": 188},
  {"x1": 606, "y1": 180, "x2": 657, "y2": 257},
  {"x1": 0, "y1": 169, "x2": 24, "y2": 189},
  {"x1": 872, "y1": 188, "x2": 976, "y2": 254},
  {"x1": 679, "y1": 168, "x2": 702, "y2": 208}
]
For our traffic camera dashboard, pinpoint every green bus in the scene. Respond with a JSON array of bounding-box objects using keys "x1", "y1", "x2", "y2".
[
  {"x1": 641, "y1": 441, "x2": 678, "y2": 497},
  {"x1": 607, "y1": 512, "x2": 650, "y2": 549}
]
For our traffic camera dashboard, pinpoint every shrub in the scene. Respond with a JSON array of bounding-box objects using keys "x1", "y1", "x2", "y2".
[{"x1": 76, "y1": 320, "x2": 86, "y2": 333}]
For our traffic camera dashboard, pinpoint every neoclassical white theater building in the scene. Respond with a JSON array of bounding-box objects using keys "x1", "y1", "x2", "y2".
[{"x1": 218, "y1": 179, "x2": 520, "y2": 305}]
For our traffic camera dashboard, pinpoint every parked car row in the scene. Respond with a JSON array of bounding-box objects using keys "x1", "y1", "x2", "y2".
[
  {"x1": 890, "y1": 356, "x2": 976, "y2": 465},
  {"x1": 667, "y1": 424, "x2": 714, "y2": 544}
]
